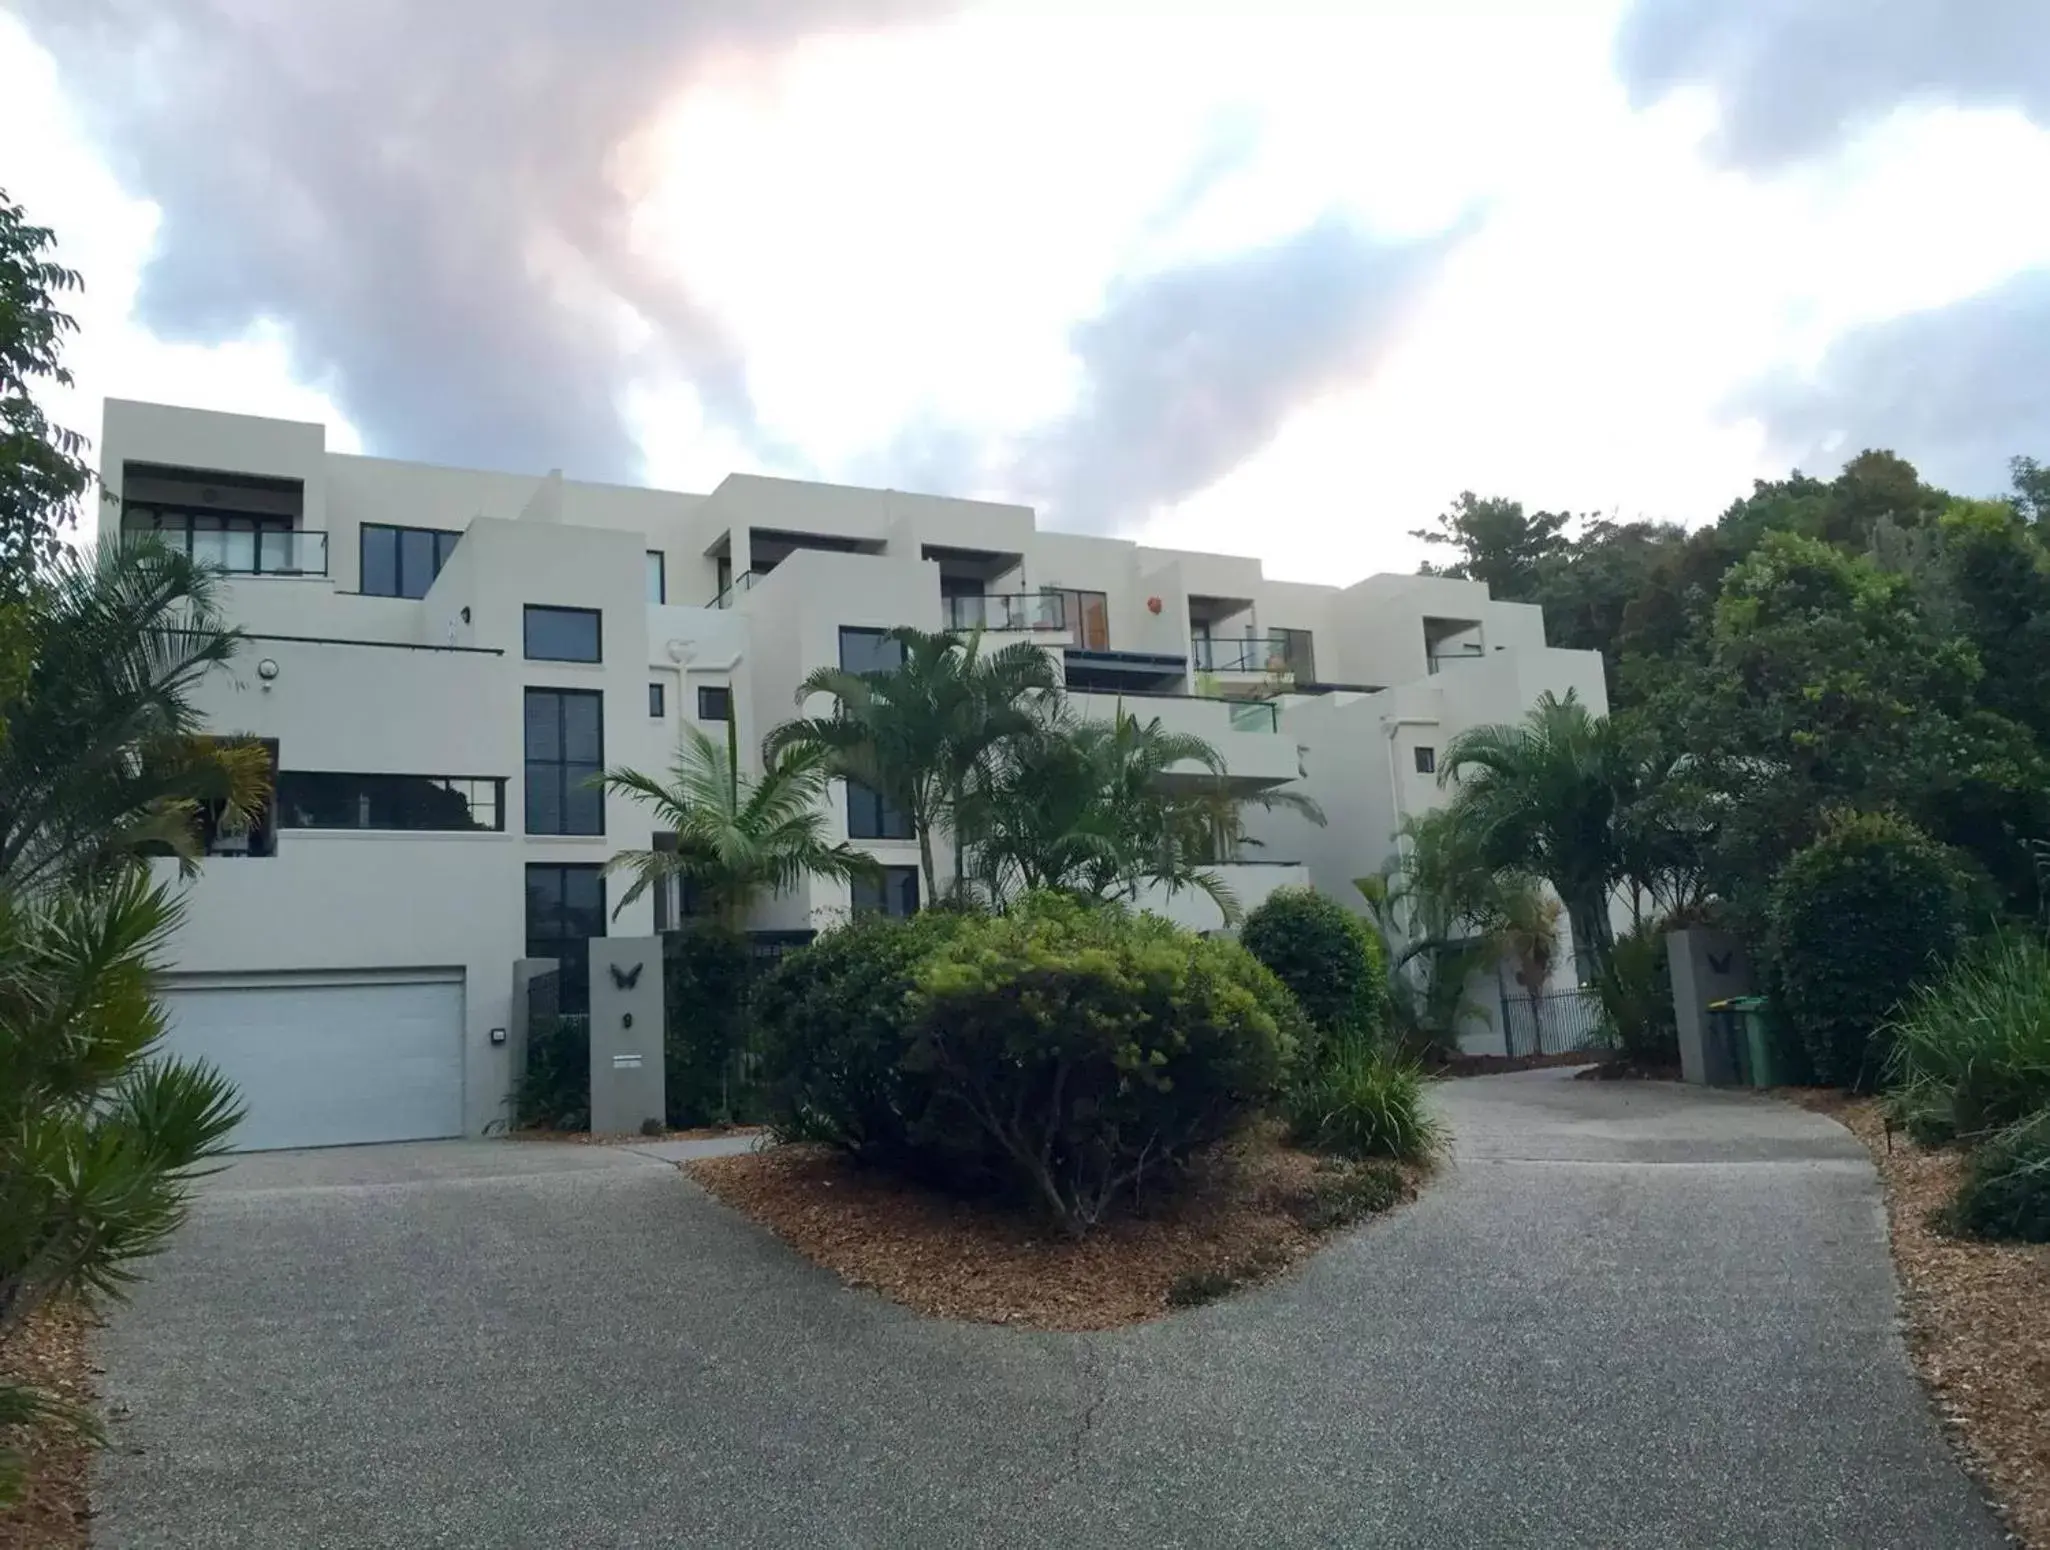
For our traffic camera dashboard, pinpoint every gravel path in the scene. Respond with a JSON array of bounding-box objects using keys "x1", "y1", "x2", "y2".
[{"x1": 92, "y1": 1069, "x2": 2007, "y2": 1548}]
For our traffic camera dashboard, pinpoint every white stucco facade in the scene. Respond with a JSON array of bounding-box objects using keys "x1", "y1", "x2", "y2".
[{"x1": 104, "y1": 398, "x2": 1608, "y2": 1138}]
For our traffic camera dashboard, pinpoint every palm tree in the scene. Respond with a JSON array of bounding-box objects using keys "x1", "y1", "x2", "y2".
[
  {"x1": 961, "y1": 708, "x2": 1320, "y2": 922},
  {"x1": 600, "y1": 722, "x2": 878, "y2": 926},
  {"x1": 770, "y1": 626, "x2": 1058, "y2": 902},
  {"x1": 0, "y1": 539, "x2": 269, "y2": 893},
  {"x1": 1440, "y1": 690, "x2": 1633, "y2": 981}
]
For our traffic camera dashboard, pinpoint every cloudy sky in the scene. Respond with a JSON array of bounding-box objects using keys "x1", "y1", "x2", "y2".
[{"x1": 6, "y1": 0, "x2": 2049, "y2": 581}]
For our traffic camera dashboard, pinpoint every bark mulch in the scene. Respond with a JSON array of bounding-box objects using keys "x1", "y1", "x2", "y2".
[
  {"x1": 688, "y1": 1130, "x2": 1423, "y2": 1332},
  {"x1": 1792, "y1": 1090, "x2": 2050, "y2": 1548},
  {"x1": 1438, "y1": 1050, "x2": 1603, "y2": 1078},
  {"x1": 513, "y1": 1124, "x2": 768, "y2": 1146},
  {"x1": 0, "y1": 1304, "x2": 95, "y2": 1550}
]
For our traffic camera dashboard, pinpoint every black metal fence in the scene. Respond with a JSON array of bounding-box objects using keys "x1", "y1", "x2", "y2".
[{"x1": 1502, "y1": 987, "x2": 1612, "y2": 1058}]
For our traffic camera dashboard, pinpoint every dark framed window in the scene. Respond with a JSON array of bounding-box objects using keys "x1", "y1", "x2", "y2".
[
  {"x1": 361, "y1": 523, "x2": 460, "y2": 598},
  {"x1": 649, "y1": 682, "x2": 666, "y2": 718},
  {"x1": 846, "y1": 780, "x2": 912, "y2": 840},
  {"x1": 526, "y1": 863, "x2": 605, "y2": 1014},
  {"x1": 647, "y1": 550, "x2": 666, "y2": 604},
  {"x1": 524, "y1": 605, "x2": 602, "y2": 663},
  {"x1": 697, "y1": 684, "x2": 732, "y2": 722},
  {"x1": 1414, "y1": 745, "x2": 1436, "y2": 775},
  {"x1": 852, "y1": 866, "x2": 920, "y2": 919},
  {"x1": 524, "y1": 688, "x2": 604, "y2": 835},
  {"x1": 839, "y1": 626, "x2": 904, "y2": 675},
  {"x1": 277, "y1": 773, "x2": 503, "y2": 832}
]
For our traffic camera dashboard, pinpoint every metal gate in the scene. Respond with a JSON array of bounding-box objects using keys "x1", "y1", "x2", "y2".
[{"x1": 1502, "y1": 987, "x2": 1611, "y2": 1057}]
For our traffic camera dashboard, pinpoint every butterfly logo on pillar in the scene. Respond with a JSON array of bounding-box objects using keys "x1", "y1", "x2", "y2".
[
  {"x1": 609, "y1": 961, "x2": 644, "y2": 991},
  {"x1": 1707, "y1": 951, "x2": 1733, "y2": 976}
]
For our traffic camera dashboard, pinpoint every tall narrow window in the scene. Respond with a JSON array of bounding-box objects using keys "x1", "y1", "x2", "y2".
[
  {"x1": 526, "y1": 863, "x2": 605, "y2": 1014},
  {"x1": 646, "y1": 550, "x2": 667, "y2": 604},
  {"x1": 524, "y1": 688, "x2": 604, "y2": 835},
  {"x1": 1414, "y1": 745, "x2": 1436, "y2": 775},
  {"x1": 648, "y1": 683, "x2": 666, "y2": 718},
  {"x1": 846, "y1": 780, "x2": 913, "y2": 840}
]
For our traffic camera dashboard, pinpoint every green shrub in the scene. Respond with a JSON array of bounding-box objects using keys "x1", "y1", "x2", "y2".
[
  {"x1": 1946, "y1": 1108, "x2": 2050, "y2": 1243},
  {"x1": 1887, "y1": 931, "x2": 2050, "y2": 1142},
  {"x1": 661, "y1": 925, "x2": 757, "y2": 1127},
  {"x1": 753, "y1": 910, "x2": 968, "y2": 1161},
  {"x1": 1767, "y1": 812, "x2": 1972, "y2": 1091},
  {"x1": 513, "y1": 1014, "x2": 589, "y2": 1130},
  {"x1": 1593, "y1": 924, "x2": 1676, "y2": 1064},
  {"x1": 908, "y1": 894, "x2": 1296, "y2": 1231},
  {"x1": 1239, "y1": 886, "x2": 1389, "y2": 1047},
  {"x1": 1282, "y1": 1037, "x2": 1444, "y2": 1162}
]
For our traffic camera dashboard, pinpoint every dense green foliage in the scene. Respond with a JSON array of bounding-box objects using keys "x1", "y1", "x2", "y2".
[
  {"x1": 660, "y1": 925, "x2": 759, "y2": 1127},
  {"x1": 1946, "y1": 1109, "x2": 2050, "y2": 1244},
  {"x1": 1413, "y1": 454, "x2": 2050, "y2": 932},
  {"x1": 1766, "y1": 813, "x2": 1971, "y2": 1091},
  {"x1": 756, "y1": 895, "x2": 1299, "y2": 1233},
  {"x1": 1888, "y1": 932, "x2": 2050, "y2": 1144},
  {"x1": 1281, "y1": 1038, "x2": 1442, "y2": 1163},
  {"x1": 1239, "y1": 886, "x2": 1389, "y2": 1047},
  {"x1": 513, "y1": 1013, "x2": 591, "y2": 1131},
  {"x1": 0, "y1": 188, "x2": 92, "y2": 582}
]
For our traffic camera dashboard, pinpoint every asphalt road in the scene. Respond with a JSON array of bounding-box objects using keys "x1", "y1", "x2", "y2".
[{"x1": 91, "y1": 1070, "x2": 2008, "y2": 1548}]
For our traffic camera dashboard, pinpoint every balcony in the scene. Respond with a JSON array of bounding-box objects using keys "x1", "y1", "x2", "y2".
[
  {"x1": 1426, "y1": 644, "x2": 1486, "y2": 674},
  {"x1": 124, "y1": 523, "x2": 328, "y2": 577},
  {"x1": 709, "y1": 570, "x2": 760, "y2": 608},
  {"x1": 943, "y1": 592, "x2": 1067, "y2": 633},
  {"x1": 1192, "y1": 636, "x2": 1282, "y2": 674}
]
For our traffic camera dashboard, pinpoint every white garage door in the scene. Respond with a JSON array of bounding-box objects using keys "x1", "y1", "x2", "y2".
[{"x1": 160, "y1": 976, "x2": 465, "y2": 1152}]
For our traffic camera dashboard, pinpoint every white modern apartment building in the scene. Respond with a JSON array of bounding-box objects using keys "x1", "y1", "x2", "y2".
[{"x1": 103, "y1": 399, "x2": 1608, "y2": 1149}]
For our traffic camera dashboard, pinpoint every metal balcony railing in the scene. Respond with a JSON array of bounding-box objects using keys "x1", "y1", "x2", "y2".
[
  {"x1": 1193, "y1": 636, "x2": 1294, "y2": 674},
  {"x1": 126, "y1": 525, "x2": 328, "y2": 577},
  {"x1": 943, "y1": 592, "x2": 1067, "y2": 632},
  {"x1": 709, "y1": 570, "x2": 759, "y2": 608}
]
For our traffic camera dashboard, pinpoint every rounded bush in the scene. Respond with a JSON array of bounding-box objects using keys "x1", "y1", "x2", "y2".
[
  {"x1": 1767, "y1": 812, "x2": 1971, "y2": 1091},
  {"x1": 753, "y1": 910, "x2": 967, "y2": 1160},
  {"x1": 1948, "y1": 1108, "x2": 2050, "y2": 1243},
  {"x1": 907, "y1": 894, "x2": 1296, "y2": 1230},
  {"x1": 1238, "y1": 886, "x2": 1389, "y2": 1046}
]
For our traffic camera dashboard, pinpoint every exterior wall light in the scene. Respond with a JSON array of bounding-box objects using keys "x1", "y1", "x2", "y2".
[{"x1": 256, "y1": 658, "x2": 280, "y2": 681}]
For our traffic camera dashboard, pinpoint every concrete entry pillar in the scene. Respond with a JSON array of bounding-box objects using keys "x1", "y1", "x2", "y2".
[
  {"x1": 588, "y1": 936, "x2": 666, "y2": 1135},
  {"x1": 1666, "y1": 927, "x2": 1754, "y2": 1085}
]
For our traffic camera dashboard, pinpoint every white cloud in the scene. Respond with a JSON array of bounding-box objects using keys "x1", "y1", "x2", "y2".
[
  {"x1": 0, "y1": 15, "x2": 359, "y2": 543},
  {"x1": 8, "y1": 1, "x2": 2050, "y2": 581}
]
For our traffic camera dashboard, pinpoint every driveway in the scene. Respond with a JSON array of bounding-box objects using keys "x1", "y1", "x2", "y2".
[{"x1": 92, "y1": 1070, "x2": 2006, "y2": 1548}]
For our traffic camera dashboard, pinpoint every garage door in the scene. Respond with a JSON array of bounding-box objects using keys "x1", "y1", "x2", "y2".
[{"x1": 160, "y1": 976, "x2": 465, "y2": 1152}]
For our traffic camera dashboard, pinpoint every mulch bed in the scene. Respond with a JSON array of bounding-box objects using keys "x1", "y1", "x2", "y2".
[
  {"x1": 688, "y1": 1129, "x2": 1425, "y2": 1331},
  {"x1": 0, "y1": 1304, "x2": 95, "y2": 1550},
  {"x1": 1791, "y1": 1091, "x2": 2050, "y2": 1547},
  {"x1": 1574, "y1": 1057, "x2": 1682, "y2": 1082},
  {"x1": 512, "y1": 1124, "x2": 767, "y2": 1146},
  {"x1": 1437, "y1": 1050, "x2": 1602, "y2": 1077}
]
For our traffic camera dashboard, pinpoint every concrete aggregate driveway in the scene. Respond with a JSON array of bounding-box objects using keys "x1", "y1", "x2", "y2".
[{"x1": 93, "y1": 1070, "x2": 2007, "y2": 1548}]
